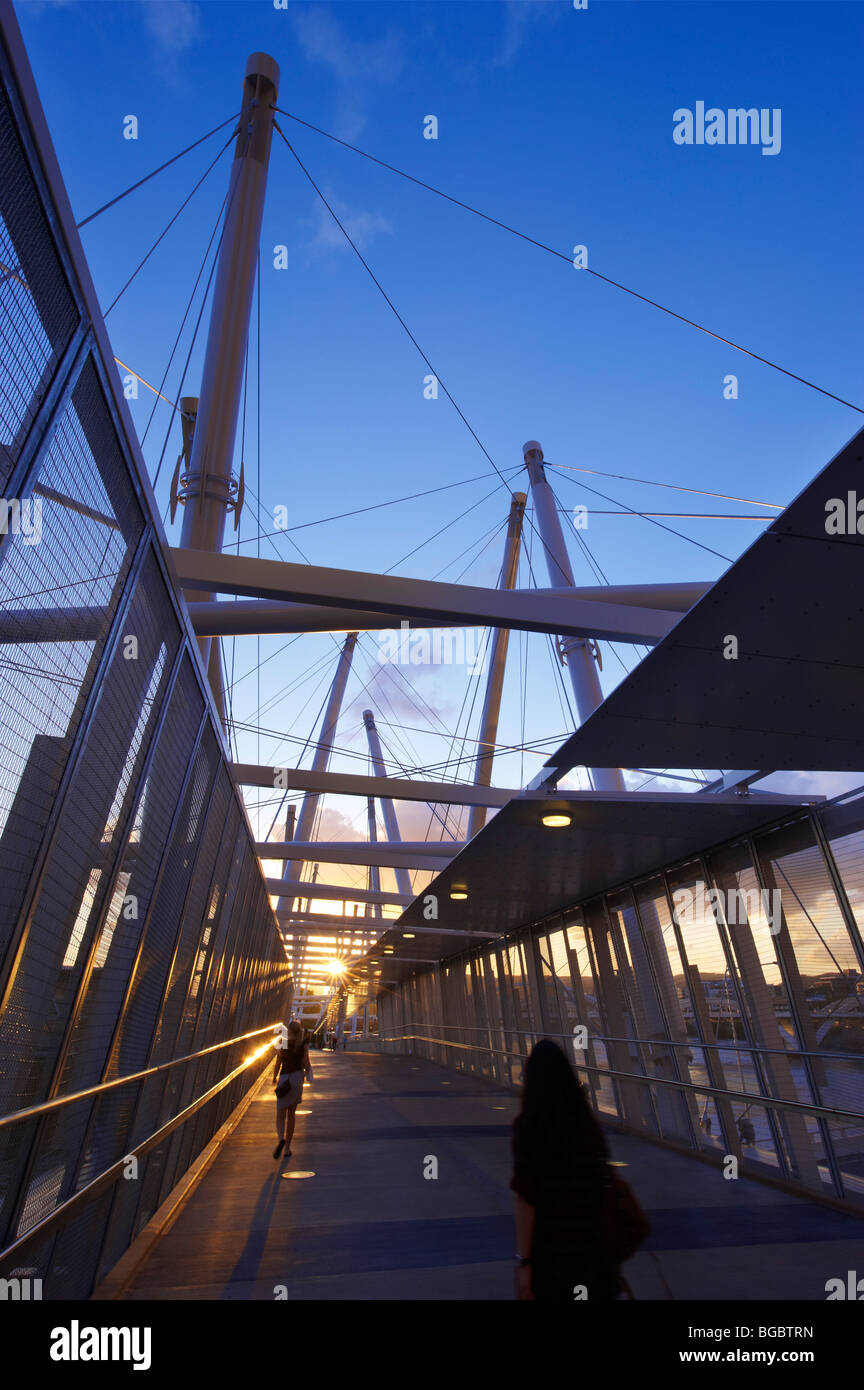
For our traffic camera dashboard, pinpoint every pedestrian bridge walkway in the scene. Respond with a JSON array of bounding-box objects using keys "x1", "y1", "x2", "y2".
[{"x1": 98, "y1": 1052, "x2": 863, "y2": 1302}]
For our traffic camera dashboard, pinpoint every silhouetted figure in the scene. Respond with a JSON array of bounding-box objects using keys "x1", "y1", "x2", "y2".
[
  {"x1": 511, "y1": 1040, "x2": 620, "y2": 1302},
  {"x1": 272, "y1": 1020, "x2": 313, "y2": 1161},
  {"x1": 737, "y1": 1113, "x2": 756, "y2": 1146}
]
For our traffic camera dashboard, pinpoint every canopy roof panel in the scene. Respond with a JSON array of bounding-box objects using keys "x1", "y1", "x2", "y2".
[
  {"x1": 364, "y1": 790, "x2": 814, "y2": 983},
  {"x1": 544, "y1": 426, "x2": 864, "y2": 774}
]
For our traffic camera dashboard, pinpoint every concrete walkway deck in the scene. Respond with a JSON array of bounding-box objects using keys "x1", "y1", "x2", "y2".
[{"x1": 118, "y1": 1050, "x2": 863, "y2": 1301}]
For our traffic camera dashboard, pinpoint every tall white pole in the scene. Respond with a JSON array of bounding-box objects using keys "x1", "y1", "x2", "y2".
[
  {"x1": 277, "y1": 633, "x2": 358, "y2": 914},
  {"x1": 366, "y1": 796, "x2": 382, "y2": 920},
  {"x1": 177, "y1": 53, "x2": 280, "y2": 671},
  {"x1": 523, "y1": 441, "x2": 624, "y2": 793},
  {"x1": 467, "y1": 492, "x2": 526, "y2": 838},
  {"x1": 362, "y1": 709, "x2": 414, "y2": 900}
]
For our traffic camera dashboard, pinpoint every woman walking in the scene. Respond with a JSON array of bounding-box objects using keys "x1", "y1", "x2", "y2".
[
  {"x1": 511, "y1": 1039, "x2": 620, "y2": 1302},
  {"x1": 272, "y1": 1020, "x2": 313, "y2": 1161}
]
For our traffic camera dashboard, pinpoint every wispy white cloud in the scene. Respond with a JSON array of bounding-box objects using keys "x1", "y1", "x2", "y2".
[
  {"x1": 140, "y1": 0, "x2": 202, "y2": 54},
  {"x1": 493, "y1": 0, "x2": 565, "y2": 68},
  {"x1": 760, "y1": 770, "x2": 864, "y2": 800},
  {"x1": 289, "y1": 5, "x2": 403, "y2": 84},
  {"x1": 305, "y1": 189, "x2": 393, "y2": 255},
  {"x1": 287, "y1": 3, "x2": 404, "y2": 141},
  {"x1": 17, "y1": 0, "x2": 76, "y2": 14}
]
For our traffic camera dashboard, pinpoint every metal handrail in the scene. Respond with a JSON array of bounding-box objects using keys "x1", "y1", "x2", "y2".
[
  {"x1": 392, "y1": 1022, "x2": 864, "y2": 1068},
  {"x1": 0, "y1": 1021, "x2": 282, "y2": 1131},
  {"x1": 379, "y1": 1034, "x2": 864, "y2": 1125},
  {"x1": 0, "y1": 1032, "x2": 278, "y2": 1274}
]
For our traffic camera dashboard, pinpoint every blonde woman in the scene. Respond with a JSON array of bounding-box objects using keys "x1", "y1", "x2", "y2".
[{"x1": 272, "y1": 1020, "x2": 313, "y2": 1160}]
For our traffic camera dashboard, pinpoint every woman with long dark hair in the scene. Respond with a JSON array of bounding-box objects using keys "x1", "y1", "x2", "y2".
[{"x1": 511, "y1": 1039, "x2": 619, "y2": 1302}]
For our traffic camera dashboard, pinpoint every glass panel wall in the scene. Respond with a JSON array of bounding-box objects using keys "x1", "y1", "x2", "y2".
[{"x1": 377, "y1": 796, "x2": 864, "y2": 1211}]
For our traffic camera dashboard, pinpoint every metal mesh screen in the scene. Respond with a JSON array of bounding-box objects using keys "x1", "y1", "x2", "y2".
[
  {"x1": 0, "y1": 358, "x2": 144, "y2": 987},
  {"x1": 0, "y1": 79, "x2": 77, "y2": 491},
  {"x1": 0, "y1": 17, "x2": 290, "y2": 1298}
]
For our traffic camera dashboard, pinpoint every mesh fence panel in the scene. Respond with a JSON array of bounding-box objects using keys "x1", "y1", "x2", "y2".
[
  {"x1": 0, "y1": 24, "x2": 290, "y2": 1298},
  {"x1": 0, "y1": 359, "x2": 144, "y2": 997},
  {"x1": 0, "y1": 80, "x2": 77, "y2": 491}
]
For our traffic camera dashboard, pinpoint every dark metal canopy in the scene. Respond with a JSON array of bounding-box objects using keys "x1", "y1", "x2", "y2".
[
  {"x1": 544, "y1": 425, "x2": 864, "y2": 775},
  {"x1": 363, "y1": 790, "x2": 813, "y2": 985}
]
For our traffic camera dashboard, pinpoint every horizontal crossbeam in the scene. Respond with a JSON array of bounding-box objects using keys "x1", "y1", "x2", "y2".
[
  {"x1": 236, "y1": 763, "x2": 518, "y2": 807},
  {"x1": 277, "y1": 918, "x2": 493, "y2": 938},
  {"x1": 171, "y1": 548, "x2": 682, "y2": 644},
  {"x1": 266, "y1": 879, "x2": 412, "y2": 907},
  {"x1": 257, "y1": 840, "x2": 464, "y2": 870},
  {"x1": 187, "y1": 580, "x2": 707, "y2": 638}
]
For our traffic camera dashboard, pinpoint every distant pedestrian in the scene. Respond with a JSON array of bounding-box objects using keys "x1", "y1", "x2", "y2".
[
  {"x1": 272, "y1": 1020, "x2": 313, "y2": 1161},
  {"x1": 737, "y1": 1112, "x2": 756, "y2": 1146},
  {"x1": 511, "y1": 1040, "x2": 623, "y2": 1302}
]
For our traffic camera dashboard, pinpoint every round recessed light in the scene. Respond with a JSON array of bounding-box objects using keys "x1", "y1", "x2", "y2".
[
  {"x1": 403, "y1": 932, "x2": 415, "y2": 939},
  {"x1": 449, "y1": 885, "x2": 468, "y2": 900},
  {"x1": 542, "y1": 812, "x2": 572, "y2": 828}
]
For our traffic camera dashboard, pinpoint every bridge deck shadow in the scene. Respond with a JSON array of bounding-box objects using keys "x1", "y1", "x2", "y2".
[{"x1": 117, "y1": 1051, "x2": 864, "y2": 1301}]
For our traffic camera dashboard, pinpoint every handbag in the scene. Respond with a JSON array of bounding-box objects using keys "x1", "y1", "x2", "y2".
[{"x1": 599, "y1": 1166, "x2": 650, "y2": 1264}]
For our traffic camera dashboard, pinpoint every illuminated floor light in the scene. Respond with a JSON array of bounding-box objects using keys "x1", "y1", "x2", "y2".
[{"x1": 281, "y1": 1170, "x2": 315, "y2": 1179}]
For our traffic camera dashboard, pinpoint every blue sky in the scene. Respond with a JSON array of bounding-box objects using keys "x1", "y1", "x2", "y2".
[{"x1": 15, "y1": 0, "x2": 864, "y2": 883}]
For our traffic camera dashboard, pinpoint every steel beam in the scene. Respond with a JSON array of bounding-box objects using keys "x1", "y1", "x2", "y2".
[
  {"x1": 265, "y1": 879, "x2": 413, "y2": 907},
  {"x1": 468, "y1": 492, "x2": 525, "y2": 838},
  {"x1": 278, "y1": 913, "x2": 396, "y2": 931},
  {"x1": 176, "y1": 55, "x2": 279, "y2": 622},
  {"x1": 275, "y1": 632, "x2": 357, "y2": 913},
  {"x1": 188, "y1": 599, "x2": 464, "y2": 638},
  {"x1": 236, "y1": 762, "x2": 520, "y2": 807},
  {"x1": 525, "y1": 440, "x2": 625, "y2": 793},
  {"x1": 278, "y1": 919, "x2": 494, "y2": 939},
  {"x1": 186, "y1": 579, "x2": 706, "y2": 639},
  {"x1": 258, "y1": 840, "x2": 464, "y2": 870},
  {"x1": 170, "y1": 548, "x2": 681, "y2": 644}
]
